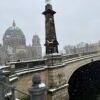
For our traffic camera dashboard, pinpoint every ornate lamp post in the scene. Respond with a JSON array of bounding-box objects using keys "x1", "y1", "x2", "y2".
[{"x1": 43, "y1": 0, "x2": 59, "y2": 55}]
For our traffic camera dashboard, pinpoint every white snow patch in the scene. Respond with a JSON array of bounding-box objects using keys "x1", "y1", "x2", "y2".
[
  {"x1": 0, "y1": 66, "x2": 9, "y2": 69},
  {"x1": 49, "y1": 84, "x2": 69, "y2": 92},
  {"x1": 48, "y1": 88, "x2": 56, "y2": 92},
  {"x1": 5, "y1": 92, "x2": 20, "y2": 100},
  {"x1": 5, "y1": 92, "x2": 12, "y2": 97},
  {"x1": 9, "y1": 77, "x2": 18, "y2": 82},
  {"x1": 39, "y1": 83, "x2": 46, "y2": 88},
  {"x1": 16, "y1": 98, "x2": 20, "y2": 100}
]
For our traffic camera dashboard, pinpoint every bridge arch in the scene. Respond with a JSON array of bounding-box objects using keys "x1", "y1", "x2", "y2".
[{"x1": 68, "y1": 60, "x2": 100, "y2": 100}]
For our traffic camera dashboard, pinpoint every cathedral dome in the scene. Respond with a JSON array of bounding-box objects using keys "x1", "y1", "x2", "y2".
[
  {"x1": 3, "y1": 21, "x2": 26, "y2": 49},
  {"x1": 4, "y1": 21, "x2": 25, "y2": 38}
]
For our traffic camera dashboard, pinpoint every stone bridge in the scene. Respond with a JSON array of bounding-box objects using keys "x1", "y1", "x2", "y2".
[
  {"x1": 2, "y1": 1, "x2": 100, "y2": 100},
  {"x1": 5, "y1": 52, "x2": 100, "y2": 100}
]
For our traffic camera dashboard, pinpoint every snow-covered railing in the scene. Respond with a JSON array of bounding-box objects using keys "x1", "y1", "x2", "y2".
[{"x1": 48, "y1": 83, "x2": 69, "y2": 92}]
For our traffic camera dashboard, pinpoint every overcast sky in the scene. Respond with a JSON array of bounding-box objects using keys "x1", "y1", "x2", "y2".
[{"x1": 0, "y1": 0, "x2": 100, "y2": 53}]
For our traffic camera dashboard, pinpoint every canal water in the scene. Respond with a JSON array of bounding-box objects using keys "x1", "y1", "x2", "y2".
[{"x1": 68, "y1": 61, "x2": 100, "y2": 100}]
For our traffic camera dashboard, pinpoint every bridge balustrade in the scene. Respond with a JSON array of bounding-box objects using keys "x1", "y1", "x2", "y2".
[
  {"x1": 7, "y1": 59, "x2": 46, "y2": 73},
  {"x1": 0, "y1": 70, "x2": 46, "y2": 100},
  {"x1": 62, "y1": 51, "x2": 98, "y2": 61}
]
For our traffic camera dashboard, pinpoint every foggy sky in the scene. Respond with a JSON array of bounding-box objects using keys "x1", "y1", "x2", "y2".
[{"x1": 0, "y1": 0, "x2": 100, "y2": 53}]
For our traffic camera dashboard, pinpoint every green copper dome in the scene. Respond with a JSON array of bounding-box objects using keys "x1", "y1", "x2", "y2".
[
  {"x1": 3, "y1": 21, "x2": 26, "y2": 49},
  {"x1": 4, "y1": 20, "x2": 25, "y2": 37}
]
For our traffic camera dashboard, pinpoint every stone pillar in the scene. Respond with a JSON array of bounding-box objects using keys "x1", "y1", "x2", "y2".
[
  {"x1": 28, "y1": 74, "x2": 46, "y2": 100},
  {"x1": 42, "y1": 3, "x2": 59, "y2": 54},
  {"x1": 0, "y1": 70, "x2": 6, "y2": 100},
  {"x1": 47, "y1": 67, "x2": 69, "y2": 100}
]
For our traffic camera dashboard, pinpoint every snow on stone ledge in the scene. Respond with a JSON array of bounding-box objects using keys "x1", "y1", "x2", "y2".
[
  {"x1": 48, "y1": 84, "x2": 69, "y2": 92},
  {"x1": 45, "y1": 53, "x2": 61, "y2": 57},
  {"x1": 5, "y1": 92, "x2": 12, "y2": 97},
  {"x1": 16, "y1": 98, "x2": 20, "y2": 100},
  {"x1": 5, "y1": 92, "x2": 20, "y2": 100},
  {"x1": 9, "y1": 76, "x2": 18, "y2": 82},
  {"x1": 8, "y1": 58, "x2": 47, "y2": 64},
  {"x1": 16, "y1": 66, "x2": 47, "y2": 76},
  {"x1": 0, "y1": 65, "x2": 9, "y2": 69}
]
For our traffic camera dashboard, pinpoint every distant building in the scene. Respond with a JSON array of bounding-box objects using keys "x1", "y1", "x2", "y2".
[
  {"x1": 0, "y1": 21, "x2": 42, "y2": 65},
  {"x1": 16, "y1": 45, "x2": 27, "y2": 60},
  {"x1": 3, "y1": 20, "x2": 26, "y2": 53},
  {"x1": 26, "y1": 44, "x2": 33, "y2": 60},
  {"x1": 64, "y1": 42, "x2": 100, "y2": 55},
  {"x1": 0, "y1": 44, "x2": 6, "y2": 65},
  {"x1": 32, "y1": 34, "x2": 42, "y2": 59}
]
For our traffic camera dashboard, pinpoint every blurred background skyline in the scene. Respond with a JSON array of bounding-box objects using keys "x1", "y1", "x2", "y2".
[{"x1": 0, "y1": 0, "x2": 100, "y2": 53}]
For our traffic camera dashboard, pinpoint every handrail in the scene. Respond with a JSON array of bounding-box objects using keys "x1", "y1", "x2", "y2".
[
  {"x1": 2, "y1": 82, "x2": 29, "y2": 96},
  {"x1": 0, "y1": 81, "x2": 30, "y2": 100}
]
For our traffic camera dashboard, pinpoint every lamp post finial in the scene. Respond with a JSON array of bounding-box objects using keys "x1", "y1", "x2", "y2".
[{"x1": 45, "y1": 0, "x2": 51, "y2": 5}]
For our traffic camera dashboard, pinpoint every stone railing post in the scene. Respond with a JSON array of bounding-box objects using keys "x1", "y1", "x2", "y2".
[
  {"x1": 0, "y1": 70, "x2": 6, "y2": 100},
  {"x1": 11, "y1": 85, "x2": 16, "y2": 100},
  {"x1": 28, "y1": 74, "x2": 46, "y2": 100}
]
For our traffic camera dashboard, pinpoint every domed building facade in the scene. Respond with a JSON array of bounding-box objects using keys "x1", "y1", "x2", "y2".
[
  {"x1": 0, "y1": 21, "x2": 42, "y2": 64},
  {"x1": 3, "y1": 20, "x2": 26, "y2": 52}
]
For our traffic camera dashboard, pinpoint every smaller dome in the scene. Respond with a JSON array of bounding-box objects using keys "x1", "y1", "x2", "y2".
[
  {"x1": 33, "y1": 34, "x2": 40, "y2": 39},
  {"x1": 32, "y1": 34, "x2": 40, "y2": 45}
]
